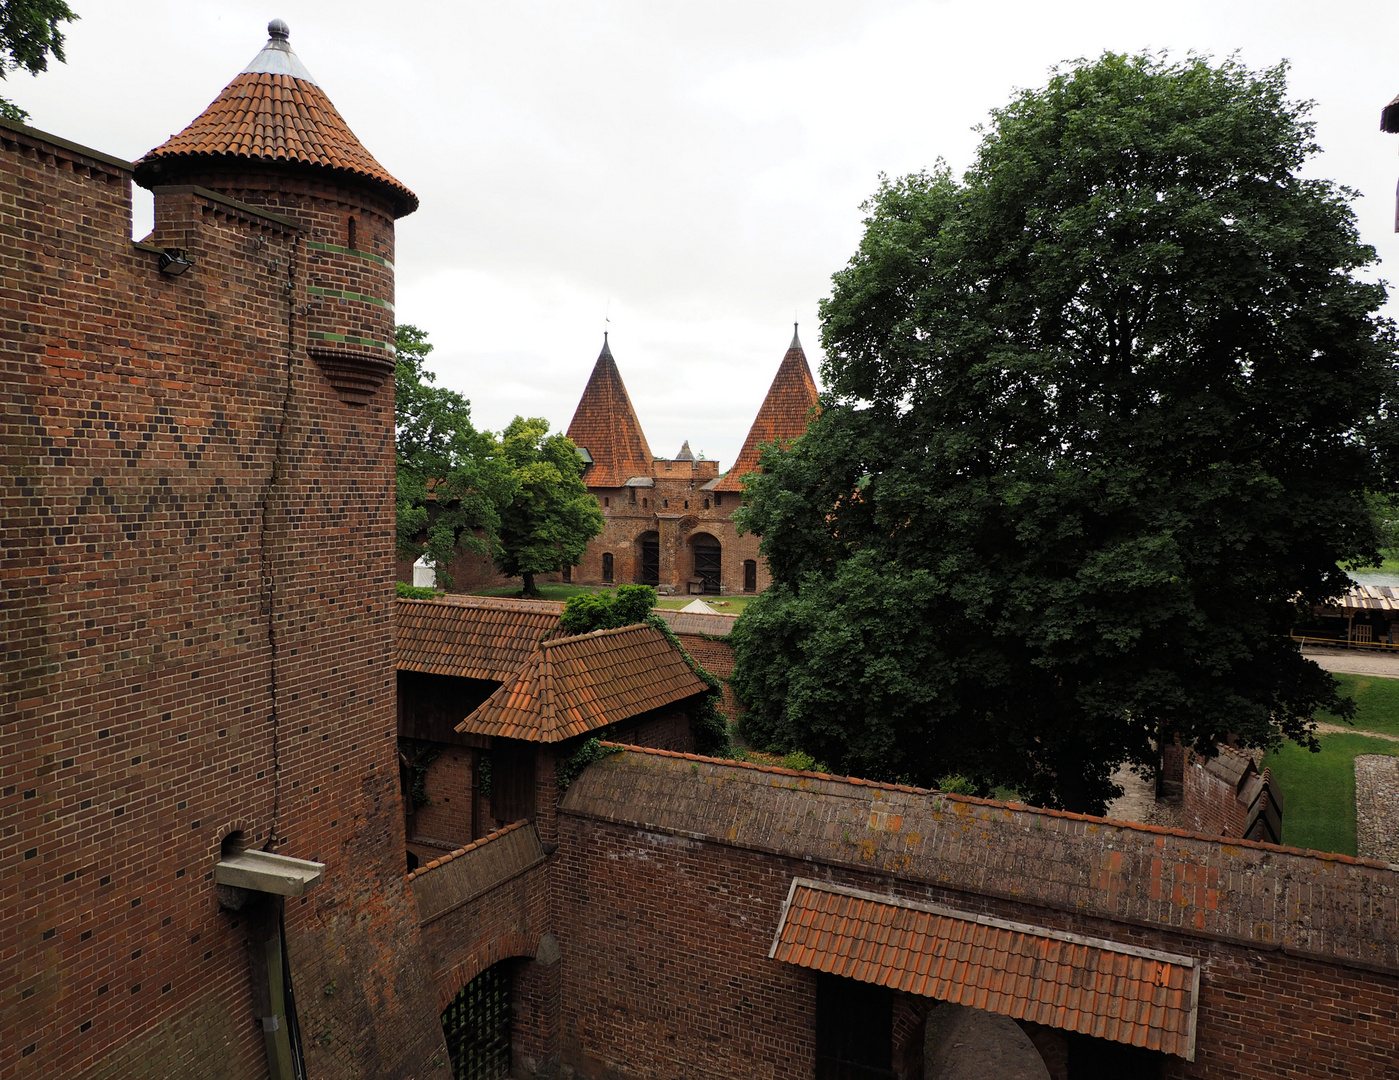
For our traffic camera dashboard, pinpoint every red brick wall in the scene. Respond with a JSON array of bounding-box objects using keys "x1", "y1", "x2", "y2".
[
  {"x1": 409, "y1": 827, "x2": 556, "y2": 1071},
  {"x1": 552, "y1": 751, "x2": 1399, "y2": 1080},
  {"x1": 553, "y1": 813, "x2": 1399, "y2": 1080},
  {"x1": 410, "y1": 748, "x2": 476, "y2": 850},
  {"x1": 675, "y1": 631, "x2": 741, "y2": 719},
  {"x1": 571, "y1": 475, "x2": 769, "y2": 595},
  {"x1": 0, "y1": 120, "x2": 444, "y2": 1080},
  {"x1": 622, "y1": 708, "x2": 696, "y2": 754},
  {"x1": 1181, "y1": 749, "x2": 1249, "y2": 838}
]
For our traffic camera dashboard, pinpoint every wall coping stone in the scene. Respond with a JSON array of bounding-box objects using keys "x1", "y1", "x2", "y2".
[{"x1": 560, "y1": 745, "x2": 1399, "y2": 973}]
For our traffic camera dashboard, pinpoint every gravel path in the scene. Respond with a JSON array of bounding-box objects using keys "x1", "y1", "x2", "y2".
[
  {"x1": 1311, "y1": 722, "x2": 1399, "y2": 744},
  {"x1": 1354, "y1": 755, "x2": 1399, "y2": 864},
  {"x1": 1304, "y1": 648, "x2": 1399, "y2": 680}
]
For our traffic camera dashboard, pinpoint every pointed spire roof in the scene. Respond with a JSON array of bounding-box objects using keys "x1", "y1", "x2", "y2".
[
  {"x1": 675, "y1": 440, "x2": 694, "y2": 461},
  {"x1": 565, "y1": 335, "x2": 655, "y2": 488},
  {"x1": 714, "y1": 324, "x2": 819, "y2": 492},
  {"x1": 134, "y1": 20, "x2": 417, "y2": 217}
]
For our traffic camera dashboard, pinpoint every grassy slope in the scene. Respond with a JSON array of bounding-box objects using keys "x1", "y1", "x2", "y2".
[
  {"x1": 1320, "y1": 672, "x2": 1399, "y2": 735},
  {"x1": 1266, "y1": 733, "x2": 1399, "y2": 856},
  {"x1": 1267, "y1": 673, "x2": 1399, "y2": 856}
]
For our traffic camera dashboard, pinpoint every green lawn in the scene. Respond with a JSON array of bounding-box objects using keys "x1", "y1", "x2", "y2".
[
  {"x1": 1321, "y1": 673, "x2": 1399, "y2": 736},
  {"x1": 653, "y1": 595, "x2": 755, "y2": 614},
  {"x1": 1266, "y1": 733, "x2": 1399, "y2": 856},
  {"x1": 465, "y1": 584, "x2": 755, "y2": 613},
  {"x1": 468, "y1": 584, "x2": 603, "y2": 602}
]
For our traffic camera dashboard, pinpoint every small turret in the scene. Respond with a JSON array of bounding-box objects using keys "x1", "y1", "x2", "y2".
[{"x1": 135, "y1": 21, "x2": 415, "y2": 403}]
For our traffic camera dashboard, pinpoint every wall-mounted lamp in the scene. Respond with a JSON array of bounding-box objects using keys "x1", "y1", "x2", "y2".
[{"x1": 158, "y1": 248, "x2": 193, "y2": 276}]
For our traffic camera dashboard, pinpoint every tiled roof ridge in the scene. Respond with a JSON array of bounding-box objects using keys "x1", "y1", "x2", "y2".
[
  {"x1": 596, "y1": 743, "x2": 1397, "y2": 870},
  {"x1": 713, "y1": 337, "x2": 819, "y2": 492},
  {"x1": 404, "y1": 819, "x2": 529, "y2": 883},
  {"x1": 458, "y1": 625, "x2": 707, "y2": 743},
  {"x1": 538, "y1": 639, "x2": 559, "y2": 739},
  {"x1": 539, "y1": 622, "x2": 656, "y2": 650}
]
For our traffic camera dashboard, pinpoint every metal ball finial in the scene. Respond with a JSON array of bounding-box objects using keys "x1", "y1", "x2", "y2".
[{"x1": 268, "y1": 18, "x2": 290, "y2": 40}]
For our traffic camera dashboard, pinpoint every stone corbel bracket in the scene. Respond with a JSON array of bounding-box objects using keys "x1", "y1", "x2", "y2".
[{"x1": 307, "y1": 343, "x2": 395, "y2": 406}]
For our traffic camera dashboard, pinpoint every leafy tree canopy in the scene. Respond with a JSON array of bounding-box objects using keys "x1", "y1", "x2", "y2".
[
  {"x1": 732, "y1": 53, "x2": 1399, "y2": 813},
  {"x1": 494, "y1": 416, "x2": 605, "y2": 598},
  {"x1": 395, "y1": 324, "x2": 513, "y2": 590},
  {"x1": 560, "y1": 584, "x2": 658, "y2": 634},
  {"x1": 0, "y1": 1, "x2": 77, "y2": 122}
]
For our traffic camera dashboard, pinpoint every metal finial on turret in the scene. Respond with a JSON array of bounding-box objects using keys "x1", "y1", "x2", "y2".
[
  {"x1": 790, "y1": 322, "x2": 802, "y2": 351},
  {"x1": 268, "y1": 18, "x2": 290, "y2": 40}
]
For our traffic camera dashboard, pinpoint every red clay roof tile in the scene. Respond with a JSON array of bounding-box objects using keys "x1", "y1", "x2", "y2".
[
  {"x1": 770, "y1": 879, "x2": 1199, "y2": 1060},
  {"x1": 457, "y1": 623, "x2": 709, "y2": 743},
  {"x1": 136, "y1": 27, "x2": 416, "y2": 216},
  {"x1": 396, "y1": 596, "x2": 564, "y2": 682}
]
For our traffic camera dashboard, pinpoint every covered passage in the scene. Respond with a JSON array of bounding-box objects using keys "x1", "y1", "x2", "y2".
[{"x1": 769, "y1": 879, "x2": 1199, "y2": 1063}]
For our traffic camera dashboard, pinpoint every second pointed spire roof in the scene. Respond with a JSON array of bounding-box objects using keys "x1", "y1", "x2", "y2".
[{"x1": 714, "y1": 325, "x2": 819, "y2": 492}]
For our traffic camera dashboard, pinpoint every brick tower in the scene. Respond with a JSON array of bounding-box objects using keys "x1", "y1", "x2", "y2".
[
  {"x1": 135, "y1": 18, "x2": 414, "y2": 404},
  {"x1": 3, "y1": 21, "x2": 446, "y2": 1080}
]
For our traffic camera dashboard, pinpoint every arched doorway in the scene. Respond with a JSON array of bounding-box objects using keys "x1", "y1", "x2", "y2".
[
  {"x1": 637, "y1": 532, "x2": 659, "y2": 586},
  {"x1": 441, "y1": 960, "x2": 513, "y2": 1079},
  {"x1": 690, "y1": 533, "x2": 721, "y2": 594}
]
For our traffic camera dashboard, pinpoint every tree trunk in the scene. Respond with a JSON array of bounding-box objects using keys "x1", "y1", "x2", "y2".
[{"x1": 521, "y1": 571, "x2": 539, "y2": 598}]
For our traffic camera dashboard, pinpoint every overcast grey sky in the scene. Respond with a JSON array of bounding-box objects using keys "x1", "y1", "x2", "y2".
[{"x1": 10, "y1": 1, "x2": 1399, "y2": 467}]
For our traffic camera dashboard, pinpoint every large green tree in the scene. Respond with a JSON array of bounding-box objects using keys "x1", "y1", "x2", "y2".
[
  {"x1": 494, "y1": 416, "x2": 604, "y2": 597},
  {"x1": 732, "y1": 53, "x2": 1399, "y2": 812},
  {"x1": 395, "y1": 325, "x2": 512, "y2": 590},
  {"x1": 0, "y1": 1, "x2": 77, "y2": 122}
]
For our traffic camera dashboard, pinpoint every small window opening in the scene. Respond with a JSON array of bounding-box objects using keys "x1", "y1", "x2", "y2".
[
  {"x1": 715, "y1": 492, "x2": 724, "y2": 507},
  {"x1": 743, "y1": 559, "x2": 757, "y2": 593},
  {"x1": 684, "y1": 500, "x2": 689, "y2": 509},
  {"x1": 704, "y1": 499, "x2": 710, "y2": 510},
  {"x1": 347, "y1": 216, "x2": 357, "y2": 249},
  {"x1": 220, "y1": 831, "x2": 251, "y2": 859},
  {"x1": 629, "y1": 488, "x2": 637, "y2": 504},
  {"x1": 643, "y1": 498, "x2": 648, "y2": 508}
]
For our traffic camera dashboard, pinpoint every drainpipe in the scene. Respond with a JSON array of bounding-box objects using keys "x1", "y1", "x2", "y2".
[{"x1": 216, "y1": 849, "x2": 325, "y2": 1080}]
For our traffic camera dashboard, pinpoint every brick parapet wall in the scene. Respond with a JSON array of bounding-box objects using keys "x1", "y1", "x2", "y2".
[
  {"x1": 1181, "y1": 748, "x2": 1251, "y2": 838},
  {"x1": 555, "y1": 752, "x2": 1399, "y2": 1079},
  {"x1": 566, "y1": 748, "x2": 1399, "y2": 971},
  {"x1": 1, "y1": 120, "x2": 444, "y2": 1080},
  {"x1": 409, "y1": 822, "x2": 551, "y2": 1009}
]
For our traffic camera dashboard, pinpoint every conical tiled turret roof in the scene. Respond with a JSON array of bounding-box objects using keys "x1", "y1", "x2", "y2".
[
  {"x1": 714, "y1": 324, "x2": 819, "y2": 492},
  {"x1": 134, "y1": 20, "x2": 417, "y2": 217},
  {"x1": 565, "y1": 335, "x2": 655, "y2": 488}
]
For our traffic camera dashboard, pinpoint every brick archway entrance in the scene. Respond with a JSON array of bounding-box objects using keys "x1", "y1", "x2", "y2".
[{"x1": 637, "y1": 531, "x2": 659, "y2": 586}]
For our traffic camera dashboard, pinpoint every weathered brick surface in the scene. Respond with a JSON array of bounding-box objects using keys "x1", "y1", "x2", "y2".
[
  {"x1": 672, "y1": 631, "x2": 740, "y2": 719},
  {"x1": 551, "y1": 748, "x2": 1399, "y2": 1079},
  {"x1": 0, "y1": 117, "x2": 445, "y2": 1080},
  {"x1": 409, "y1": 824, "x2": 551, "y2": 1012}
]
